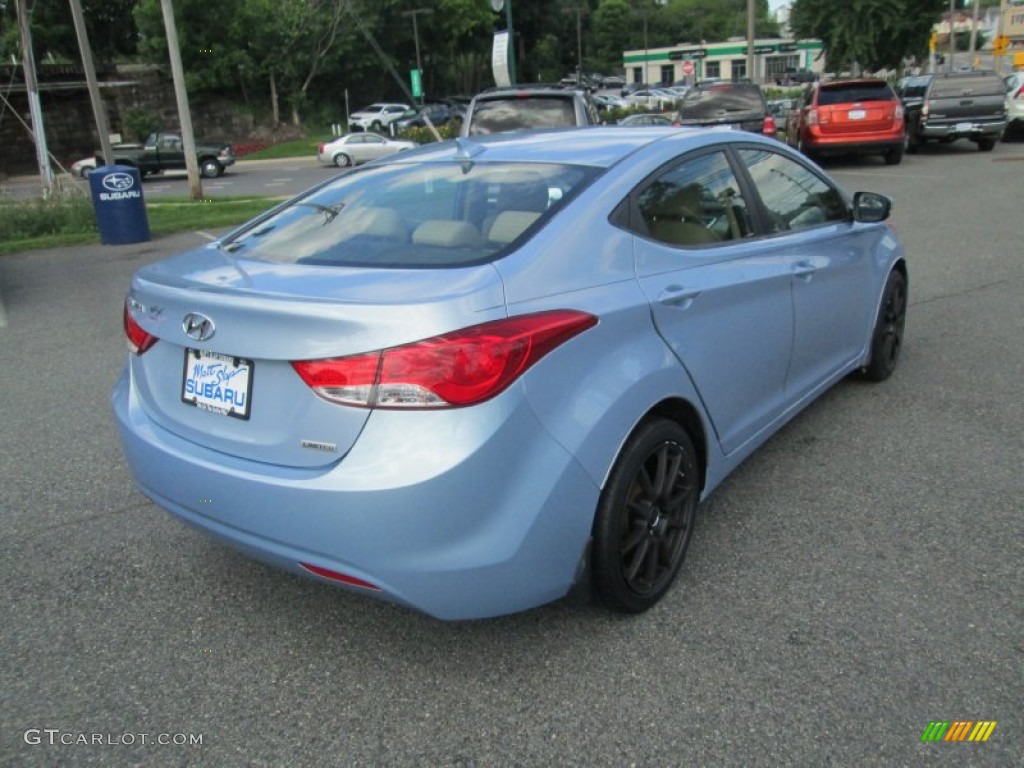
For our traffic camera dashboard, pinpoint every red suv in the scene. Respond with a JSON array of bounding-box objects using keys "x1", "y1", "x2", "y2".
[{"x1": 787, "y1": 78, "x2": 906, "y2": 165}]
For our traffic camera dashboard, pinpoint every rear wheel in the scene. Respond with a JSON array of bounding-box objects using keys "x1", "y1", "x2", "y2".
[
  {"x1": 884, "y1": 145, "x2": 904, "y2": 165},
  {"x1": 861, "y1": 269, "x2": 907, "y2": 382},
  {"x1": 592, "y1": 419, "x2": 699, "y2": 613},
  {"x1": 333, "y1": 153, "x2": 351, "y2": 168},
  {"x1": 976, "y1": 137, "x2": 996, "y2": 152}
]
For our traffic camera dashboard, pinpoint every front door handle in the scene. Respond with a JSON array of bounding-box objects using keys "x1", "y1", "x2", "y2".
[{"x1": 658, "y1": 285, "x2": 702, "y2": 308}]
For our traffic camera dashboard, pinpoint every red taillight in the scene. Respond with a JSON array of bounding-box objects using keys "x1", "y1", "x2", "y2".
[
  {"x1": 123, "y1": 300, "x2": 157, "y2": 355},
  {"x1": 763, "y1": 114, "x2": 777, "y2": 135},
  {"x1": 1015, "y1": 86, "x2": 1024, "y2": 100},
  {"x1": 318, "y1": 143, "x2": 326, "y2": 154},
  {"x1": 291, "y1": 310, "x2": 598, "y2": 409}
]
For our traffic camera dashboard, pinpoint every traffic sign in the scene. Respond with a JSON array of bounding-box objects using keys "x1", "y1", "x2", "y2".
[
  {"x1": 993, "y1": 35, "x2": 1009, "y2": 56},
  {"x1": 410, "y1": 68, "x2": 422, "y2": 98},
  {"x1": 681, "y1": 60, "x2": 695, "y2": 76}
]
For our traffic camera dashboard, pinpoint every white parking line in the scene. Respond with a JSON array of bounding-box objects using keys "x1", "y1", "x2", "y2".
[
  {"x1": 195, "y1": 231, "x2": 219, "y2": 241},
  {"x1": 265, "y1": 182, "x2": 287, "y2": 187},
  {"x1": 271, "y1": 178, "x2": 293, "y2": 182}
]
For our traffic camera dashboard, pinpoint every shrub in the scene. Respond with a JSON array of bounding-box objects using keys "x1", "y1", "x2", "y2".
[
  {"x1": 0, "y1": 189, "x2": 96, "y2": 240},
  {"x1": 123, "y1": 107, "x2": 162, "y2": 142}
]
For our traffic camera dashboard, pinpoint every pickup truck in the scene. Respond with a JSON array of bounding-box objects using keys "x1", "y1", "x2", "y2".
[
  {"x1": 102, "y1": 131, "x2": 236, "y2": 178},
  {"x1": 898, "y1": 71, "x2": 1007, "y2": 152}
]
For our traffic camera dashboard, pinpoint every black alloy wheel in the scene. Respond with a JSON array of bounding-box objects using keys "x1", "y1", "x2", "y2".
[
  {"x1": 592, "y1": 419, "x2": 699, "y2": 613},
  {"x1": 862, "y1": 269, "x2": 907, "y2": 382}
]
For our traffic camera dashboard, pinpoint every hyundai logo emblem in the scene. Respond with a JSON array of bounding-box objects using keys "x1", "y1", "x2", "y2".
[
  {"x1": 182, "y1": 312, "x2": 216, "y2": 342},
  {"x1": 101, "y1": 172, "x2": 136, "y2": 192}
]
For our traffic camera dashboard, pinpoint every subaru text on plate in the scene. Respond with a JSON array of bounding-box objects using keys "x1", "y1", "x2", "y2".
[{"x1": 113, "y1": 127, "x2": 908, "y2": 619}]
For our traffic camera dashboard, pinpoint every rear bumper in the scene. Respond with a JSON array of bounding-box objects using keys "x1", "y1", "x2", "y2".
[
  {"x1": 800, "y1": 127, "x2": 904, "y2": 155},
  {"x1": 917, "y1": 119, "x2": 1006, "y2": 140},
  {"x1": 111, "y1": 369, "x2": 599, "y2": 620}
]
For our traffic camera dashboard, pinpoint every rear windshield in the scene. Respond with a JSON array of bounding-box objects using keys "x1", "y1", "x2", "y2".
[
  {"x1": 467, "y1": 96, "x2": 577, "y2": 135},
  {"x1": 219, "y1": 161, "x2": 599, "y2": 268},
  {"x1": 677, "y1": 85, "x2": 765, "y2": 118},
  {"x1": 929, "y1": 75, "x2": 1005, "y2": 98},
  {"x1": 817, "y1": 83, "x2": 894, "y2": 105}
]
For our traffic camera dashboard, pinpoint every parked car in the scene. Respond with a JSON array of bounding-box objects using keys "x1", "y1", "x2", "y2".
[
  {"x1": 316, "y1": 133, "x2": 418, "y2": 167},
  {"x1": 617, "y1": 113, "x2": 674, "y2": 126},
  {"x1": 347, "y1": 103, "x2": 410, "y2": 132},
  {"x1": 673, "y1": 82, "x2": 776, "y2": 137},
  {"x1": 593, "y1": 92, "x2": 629, "y2": 111},
  {"x1": 461, "y1": 85, "x2": 599, "y2": 136},
  {"x1": 389, "y1": 103, "x2": 454, "y2": 133},
  {"x1": 96, "y1": 132, "x2": 236, "y2": 179},
  {"x1": 775, "y1": 68, "x2": 817, "y2": 86},
  {"x1": 786, "y1": 78, "x2": 906, "y2": 165},
  {"x1": 897, "y1": 71, "x2": 1007, "y2": 153},
  {"x1": 1004, "y1": 71, "x2": 1024, "y2": 139},
  {"x1": 624, "y1": 88, "x2": 678, "y2": 110},
  {"x1": 114, "y1": 126, "x2": 907, "y2": 620}
]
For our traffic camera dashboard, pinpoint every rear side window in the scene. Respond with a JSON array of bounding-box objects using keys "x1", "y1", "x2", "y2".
[
  {"x1": 468, "y1": 97, "x2": 577, "y2": 135},
  {"x1": 929, "y1": 75, "x2": 1004, "y2": 98},
  {"x1": 817, "y1": 83, "x2": 895, "y2": 105}
]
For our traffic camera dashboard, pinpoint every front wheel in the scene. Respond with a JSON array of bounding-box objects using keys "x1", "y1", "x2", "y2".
[
  {"x1": 200, "y1": 159, "x2": 222, "y2": 178},
  {"x1": 592, "y1": 419, "x2": 699, "y2": 613},
  {"x1": 861, "y1": 269, "x2": 907, "y2": 382}
]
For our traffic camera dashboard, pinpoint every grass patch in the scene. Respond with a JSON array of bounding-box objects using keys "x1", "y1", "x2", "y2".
[
  {"x1": 241, "y1": 134, "x2": 334, "y2": 160},
  {"x1": 1, "y1": 194, "x2": 281, "y2": 256}
]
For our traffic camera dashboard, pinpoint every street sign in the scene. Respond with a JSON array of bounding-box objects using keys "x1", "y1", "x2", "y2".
[
  {"x1": 993, "y1": 35, "x2": 1009, "y2": 56},
  {"x1": 410, "y1": 69, "x2": 422, "y2": 99},
  {"x1": 681, "y1": 60, "x2": 695, "y2": 76}
]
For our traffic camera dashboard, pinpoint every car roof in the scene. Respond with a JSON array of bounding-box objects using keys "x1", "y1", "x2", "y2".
[{"x1": 386, "y1": 125, "x2": 761, "y2": 169}]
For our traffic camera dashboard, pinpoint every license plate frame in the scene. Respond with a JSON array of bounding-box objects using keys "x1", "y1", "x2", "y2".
[{"x1": 181, "y1": 348, "x2": 254, "y2": 420}]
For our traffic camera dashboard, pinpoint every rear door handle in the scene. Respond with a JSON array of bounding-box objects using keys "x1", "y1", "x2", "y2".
[
  {"x1": 793, "y1": 260, "x2": 819, "y2": 280},
  {"x1": 658, "y1": 285, "x2": 702, "y2": 308}
]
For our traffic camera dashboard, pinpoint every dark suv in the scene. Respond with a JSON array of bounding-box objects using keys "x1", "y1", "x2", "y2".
[
  {"x1": 673, "y1": 82, "x2": 776, "y2": 136},
  {"x1": 897, "y1": 71, "x2": 1007, "y2": 152},
  {"x1": 461, "y1": 86, "x2": 599, "y2": 136}
]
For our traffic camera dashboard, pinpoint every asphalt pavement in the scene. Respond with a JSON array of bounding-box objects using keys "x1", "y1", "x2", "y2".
[{"x1": 1, "y1": 139, "x2": 1021, "y2": 766}]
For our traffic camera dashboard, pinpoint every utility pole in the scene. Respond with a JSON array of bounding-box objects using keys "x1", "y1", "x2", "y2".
[
  {"x1": 968, "y1": 0, "x2": 980, "y2": 57},
  {"x1": 563, "y1": 6, "x2": 588, "y2": 85},
  {"x1": 402, "y1": 8, "x2": 433, "y2": 105},
  {"x1": 159, "y1": 0, "x2": 202, "y2": 200},
  {"x1": 948, "y1": 0, "x2": 956, "y2": 72},
  {"x1": 746, "y1": 0, "x2": 756, "y2": 83},
  {"x1": 69, "y1": 0, "x2": 113, "y2": 167},
  {"x1": 15, "y1": 0, "x2": 53, "y2": 196}
]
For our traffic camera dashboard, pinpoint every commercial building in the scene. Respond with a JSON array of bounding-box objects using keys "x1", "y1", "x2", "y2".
[{"x1": 622, "y1": 37, "x2": 825, "y2": 86}]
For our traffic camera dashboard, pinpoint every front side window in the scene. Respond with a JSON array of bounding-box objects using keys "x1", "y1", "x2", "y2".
[
  {"x1": 738, "y1": 148, "x2": 848, "y2": 233},
  {"x1": 219, "y1": 161, "x2": 599, "y2": 268},
  {"x1": 636, "y1": 150, "x2": 754, "y2": 247}
]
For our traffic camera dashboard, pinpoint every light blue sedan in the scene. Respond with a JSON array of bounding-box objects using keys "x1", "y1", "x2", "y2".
[{"x1": 113, "y1": 127, "x2": 907, "y2": 619}]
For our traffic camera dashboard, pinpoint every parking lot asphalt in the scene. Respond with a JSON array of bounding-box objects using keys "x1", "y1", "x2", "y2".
[{"x1": 1, "y1": 140, "x2": 1022, "y2": 767}]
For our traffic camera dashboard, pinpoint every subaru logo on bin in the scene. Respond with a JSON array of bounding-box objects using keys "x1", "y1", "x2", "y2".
[
  {"x1": 101, "y1": 172, "x2": 136, "y2": 192},
  {"x1": 183, "y1": 312, "x2": 216, "y2": 342}
]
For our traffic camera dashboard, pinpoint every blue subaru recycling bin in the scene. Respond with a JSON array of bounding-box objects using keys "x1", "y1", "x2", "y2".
[{"x1": 88, "y1": 164, "x2": 150, "y2": 245}]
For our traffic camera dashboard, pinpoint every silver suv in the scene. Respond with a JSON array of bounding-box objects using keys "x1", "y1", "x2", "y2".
[{"x1": 461, "y1": 86, "x2": 599, "y2": 137}]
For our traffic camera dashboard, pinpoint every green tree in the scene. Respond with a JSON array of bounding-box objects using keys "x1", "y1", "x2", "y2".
[{"x1": 789, "y1": 0, "x2": 948, "y2": 73}]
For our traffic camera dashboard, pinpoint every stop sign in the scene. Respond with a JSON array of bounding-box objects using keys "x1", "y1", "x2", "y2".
[{"x1": 681, "y1": 60, "x2": 695, "y2": 76}]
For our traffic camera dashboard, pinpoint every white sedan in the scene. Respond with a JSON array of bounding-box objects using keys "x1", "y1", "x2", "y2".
[{"x1": 317, "y1": 134, "x2": 418, "y2": 168}]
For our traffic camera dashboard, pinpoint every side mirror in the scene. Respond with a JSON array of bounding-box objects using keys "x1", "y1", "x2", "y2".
[{"x1": 852, "y1": 191, "x2": 892, "y2": 223}]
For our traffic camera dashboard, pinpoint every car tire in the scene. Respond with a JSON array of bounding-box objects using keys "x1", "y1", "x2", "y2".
[
  {"x1": 592, "y1": 418, "x2": 699, "y2": 614},
  {"x1": 884, "y1": 145, "x2": 903, "y2": 165},
  {"x1": 200, "y1": 159, "x2": 222, "y2": 178},
  {"x1": 860, "y1": 269, "x2": 907, "y2": 382},
  {"x1": 976, "y1": 137, "x2": 996, "y2": 152},
  {"x1": 333, "y1": 153, "x2": 351, "y2": 168}
]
